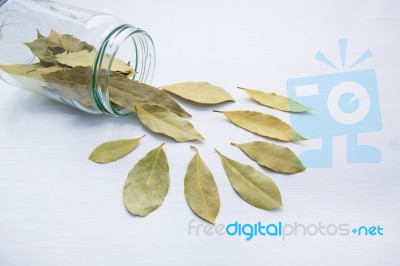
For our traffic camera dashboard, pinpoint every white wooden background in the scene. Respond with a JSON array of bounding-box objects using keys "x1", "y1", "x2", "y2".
[{"x1": 1, "y1": 0, "x2": 399, "y2": 265}]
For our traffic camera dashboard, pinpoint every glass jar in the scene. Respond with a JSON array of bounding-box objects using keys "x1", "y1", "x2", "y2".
[{"x1": 0, "y1": 0, "x2": 155, "y2": 116}]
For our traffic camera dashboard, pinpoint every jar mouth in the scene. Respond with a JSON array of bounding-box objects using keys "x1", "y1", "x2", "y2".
[{"x1": 93, "y1": 24, "x2": 155, "y2": 116}]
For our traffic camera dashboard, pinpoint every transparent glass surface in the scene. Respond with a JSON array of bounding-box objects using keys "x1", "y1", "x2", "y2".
[{"x1": 0, "y1": 0, "x2": 155, "y2": 115}]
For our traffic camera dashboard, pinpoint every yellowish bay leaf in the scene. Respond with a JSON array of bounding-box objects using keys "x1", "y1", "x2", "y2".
[
  {"x1": 214, "y1": 110, "x2": 305, "y2": 142},
  {"x1": 123, "y1": 143, "x2": 170, "y2": 216},
  {"x1": 238, "y1": 87, "x2": 311, "y2": 112},
  {"x1": 136, "y1": 104, "x2": 204, "y2": 142},
  {"x1": 88, "y1": 135, "x2": 144, "y2": 164},
  {"x1": 232, "y1": 141, "x2": 305, "y2": 174},
  {"x1": 184, "y1": 146, "x2": 220, "y2": 224},
  {"x1": 108, "y1": 74, "x2": 191, "y2": 118},
  {"x1": 55, "y1": 50, "x2": 134, "y2": 75},
  {"x1": 48, "y1": 29, "x2": 95, "y2": 52},
  {"x1": 161, "y1": 82, "x2": 234, "y2": 104},
  {"x1": 216, "y1": 149, "x2": 282, "y2": 210}
]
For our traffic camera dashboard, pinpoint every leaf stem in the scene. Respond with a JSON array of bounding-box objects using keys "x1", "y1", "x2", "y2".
[{"x1": 190, "y1": 146, "x2": 198, "y2": 152}]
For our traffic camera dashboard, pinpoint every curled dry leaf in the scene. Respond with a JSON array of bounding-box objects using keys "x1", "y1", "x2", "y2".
[
  {"x1": 123, "y1": 143, "x2": 170, "y2": 216},
  {"x1": 88, "y1": 135, "x2": 145, "y2": 164},
  {"x1": 161, "y1": 81, "x2": 234, "y2": 104},
  {"x1": 214, "y1": 110, "x2": 305, "y2": 142},
  {"x1": 184, "y1": 146, "x2": 220, "y2": 224},
  {"x1": 232, "y1": 141, "x2": 305, "y2": 174},
  {"x1": 136, "y1": 103, "x2": 204, "y2": 142},
  {"x1": 238, "y1": 87, "x2": 311, "y2": 112},
  {"x1": 216, "y1": 149, "x2": 282, "y2": 210}
]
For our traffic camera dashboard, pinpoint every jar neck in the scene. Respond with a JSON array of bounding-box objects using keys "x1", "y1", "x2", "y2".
[{"x1": 92, "y1": 24, "x2": 155, "y2": 116}]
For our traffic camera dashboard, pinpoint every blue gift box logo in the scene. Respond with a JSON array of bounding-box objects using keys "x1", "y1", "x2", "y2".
[{"x1": 286, "y1": 40, "x2": 382, "y2": 168}]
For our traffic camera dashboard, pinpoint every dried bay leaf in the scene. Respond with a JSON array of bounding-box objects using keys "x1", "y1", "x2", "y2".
[
  {"x1": 214, "y1": 110, "x2": 305, "y2": 142},
  {"x1": 55, "y1": 50, "x2": 134, "y2": 75},
  {"x1": 215, "y1": 149, "x2": 282, "y2": 210},
  {"x1": 44, "y1": 30, "x2": 133, "y2": 75},
  {"x1": 25, "y1": 29, "x2": 93, "y2": 65},
  {"x1": 123, "y1": 143, "x2": 170, "y2": 216},
  {"x1": 24, "y1": 38, "x2": 60, "y2": 64},
  {"x1": 35, "y1": 66, "x2": 64, "y2": 74},
  {"x1": 41, "y1": 66, "x2": 94, "y2": 107},
  {"x1": 184, "y1": 146, "x2": 220, "y2": 224},
  {"x1": 0, "y1": 63, "x2": 44, "y2": 78},
  {"x1": 136, "y1": 104, "x2": 204, "y2": 142},
  {"x1": 232, "y1": 141, "x2": 305, "y2": 174},
  {"x1": 0, "y1": 64, "x2": 50, "y2": 93},
  {"x1": 55, "y1": 50, "x2": 92, "y2": 67},
  {"x1": 238, "y1": 87, "x2": 311, "y2": 112},
  {"x1": 161, "y1": 81, "x2": 234, "y2": 104},
  {"x1": 39, "y1": 65, "x2": 190, "y2": 116},
  {"x1": 47, "y1": 29, "x2": 62, "y2": 45},
  {"x1": 36, "y1": 30, "x2": 45, "y2": 39},
  {"x1": 48, "y1": 29, "x2": 94, "y2": 52},
  {"x1": 0, "y1": 64, "x2": 64, "y2": 93},
  {"x1": 0, "y1": 64, "x2": 62, "y2": 78},
  {"x1": 88, "y1": 135, "x2": 145, "y2": 164},
  {"x1": 108, "y1": 74, "x2": 191, "y2": 118}
]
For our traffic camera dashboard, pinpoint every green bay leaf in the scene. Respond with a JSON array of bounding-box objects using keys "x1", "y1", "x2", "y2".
[
  {"x1": 216, "y1": 149, "x2": 282, "y2": 210},
  {"x1": 88, "y1": 135, "x2": 145, "y2": 164},
  {"x1": 136, "y1": 104, "x2": 204, "y2": 142},
  {"x1": 239, "y1": 87, "x2": 311, "y2": 112},
  {"x1": 184, "y1": 146, "x2": 220, "y2": 224},
  {"x1": 232, "y1": 141, "x2": 305, "y2": 174},
  {"x1": 161, "y1": 81, "x2": 234, "y2": 104},
  {"x1": 214, "y1": 110, "x2": 305, "y2": 142},
  {"x1": 123, "y1": 143, "x2": 170, "y2": 216}
]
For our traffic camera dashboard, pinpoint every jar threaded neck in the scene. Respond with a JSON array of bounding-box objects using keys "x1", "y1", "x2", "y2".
[{"x1": 93, "y1": 24, "x2": 155, "y2": 116}]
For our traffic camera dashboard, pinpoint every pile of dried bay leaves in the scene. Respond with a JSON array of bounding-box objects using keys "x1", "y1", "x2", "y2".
[{"x1": 0, "y1": 30, "x2": 310, "y2": 224}]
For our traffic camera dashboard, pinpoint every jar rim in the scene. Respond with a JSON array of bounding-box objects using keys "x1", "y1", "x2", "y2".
[{"x1": 92, "y1": 24, "x2": 155, "y2": 116}]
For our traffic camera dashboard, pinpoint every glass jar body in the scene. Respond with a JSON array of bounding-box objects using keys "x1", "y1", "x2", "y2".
[{"x1": 0, "y1": 0, "x2": 155, "y2": 115}]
